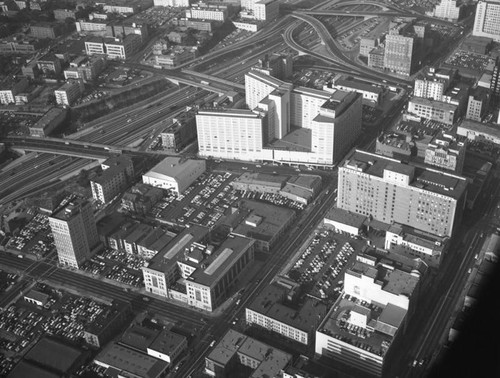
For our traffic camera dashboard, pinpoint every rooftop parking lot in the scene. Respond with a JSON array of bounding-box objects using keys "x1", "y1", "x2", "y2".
[{"x1": 445, "y1": 50, "x2": 493, "y2": 73}]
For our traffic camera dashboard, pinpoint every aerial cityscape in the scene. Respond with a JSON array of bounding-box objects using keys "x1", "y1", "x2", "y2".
[{"x1": 0, "y1": 0, "x2": 499, "y2": 377}]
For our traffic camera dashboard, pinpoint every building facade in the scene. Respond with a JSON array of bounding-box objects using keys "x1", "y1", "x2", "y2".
[
  {"x1": 473, "y1": 0, "x2": 500, "y2": 42},
  {"x1": 48, "y1": 199, "x2": 100, "y2": 268},
  {"x1": 54, "y1": 80, "x2": 84, "y2": 106},
  {"x1": 337, "y1": 149, "x2": 468, "y2": 237}
]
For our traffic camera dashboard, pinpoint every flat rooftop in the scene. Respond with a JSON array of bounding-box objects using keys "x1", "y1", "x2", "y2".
[
  {"x1": 247, "y1": 283, "x2": 327, "y2": 333},
  {"x1": 145, "y1": 157, "x2": 205, "y2": 180},
  {"x1": 25, "y1": 337, "x2": 84, "y2": 373},
  {"x1": 148, "y1": 329, "x2": 186, "y2": 355},
  {"x1": 229, "y1": 199, "x2": 296, "y2": 243},
  {"x1": 409, "y1": 96, "x2": 457, "y2": 112},
  {"x1": 207, "y1": 329, "x2": 292, "y2": 376},
  {"x1": 147, "y1": 224, "x2": 254, "y2": 287},
  {"x1": 335, "y1": 78, "x2": 383, "y2": 94},
  {"x1": 341, "y1": 149, "x2": 468, "y2": 199},
  {"x1": 270, "y1": 127, "x2": 311, "y2": 151},
  {"x1": 95, "y1": 343, "x2": 168, "y2": 378},
  {"x1": 233, "y1": 172, "x2": 288, "y2": 188},
  {"x1": 50, "y1": 198, "x2": 89, "y2": 221},
  {"x1": 387, "y1": 223, "x2": 447, "y2": 252},
  {"x1": 347, "y1": 261, "x2": 419, "y2": 297},
  {"x1": 325, "y1": 207, "x2": 367, "y2": 229},
  {"x1": 459, "y1": 119, "x2": 500, "y2": 139},
  {"x1": 317, "y1": 297, "x2": 394, "y2": 357},
  {"x1": 197, "y1": 108, "x2": 266, "y2": 119},
  {"x1": 120, "y1": 324, "x2": 158, "y2": 351}
]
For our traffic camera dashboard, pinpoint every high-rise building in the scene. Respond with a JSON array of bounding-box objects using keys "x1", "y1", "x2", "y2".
[
  {"x1": 196, "y1": 108, "x2": 269, "y2": 161},
  {"x1": 428, "y1": 0, "x2": 461, "y2": 21},
  {"x1": 197, "y1": 70, "x2": 361, "y2": 165},
  {"x1": 473, "y1": 0, "x2": 500, "y2": 42},
  {"x1": 337, "y1": 149, "x2": 468, "y2": 237},
  {"x1": 383, "y1": 23, "x2": 416, "y2": 76},
  {"x1": 491, "y1": 58, "x2": 500, "y2": 96},
  {"x1": 48, "y1": 199, "x2": 100, "y2": 268},
  {"x1": 466, "y1": 87, "x2": 490, "y2": 121}
]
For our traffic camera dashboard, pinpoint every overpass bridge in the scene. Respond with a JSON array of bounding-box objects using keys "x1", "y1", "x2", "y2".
[
  {"x1": 301, "y1": 10, "x2": 399, "y2": 18},
  {"x1": 1, "y1": 136, "x2": 174, "y2": 160},
  {"x1": 122, "y1": 62, "x2": 244, "y2": 94}
]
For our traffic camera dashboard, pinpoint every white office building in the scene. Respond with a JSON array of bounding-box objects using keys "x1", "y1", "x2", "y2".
[
  {"x1": 473, "y1": 0, "x2": 500, "y2": 42},
  {"x1": 428, "y1": 0, "x2": 461, "y2": 21},
  {"x1": 48, "y1": 199, "x2": 99, "y2": 269}
]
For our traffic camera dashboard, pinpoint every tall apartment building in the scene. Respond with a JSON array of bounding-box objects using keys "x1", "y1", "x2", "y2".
[
  {"x1": 48, "y1": 199, "x2": 100, "y2": 268},
  {"x1": 383, "y1": 21, "x2": 423, "y2": 76},
  {"x1": 466, "y1": 87, "x2": 490, "y2": 121},
  {"x1": 197, "y1": 70, "x2": 362, "y2": 165},
  {"x1": 473, "y1": 0, "x2": 500, "y2": 42},
  {"x1": 384, "y1": 31, "x2": 415, "y2": 76},
  {"x1": 196, "y1": 108, "x2": 269, "y2": 161},
  {"x1": 54, "y1": 80, "x2": 84, "y2": 106},
  {"x1": 337, "y1": 149, "x2": 468, "y2": 237},
  {"x1": 427, "y1": 0, "x2": 461, "y2": 21}
]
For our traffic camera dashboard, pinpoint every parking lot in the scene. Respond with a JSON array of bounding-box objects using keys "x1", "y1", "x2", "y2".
[
  {"x1": 292, "y1": 68, "x2": 336, "y2": 89},
  {"x1": 0, "y1": 271, "x2": 18, "y2": 295},
  {"x1": 395, "y1": 118, "x2": 453, "y2": 136},
  {"x1": 81, "y1": 249, "x2": 145, "y2": 288},
  {"x1": 286, "y1": 227, "x2": 362, "y2": 304},
  {"x1": 363, "y1": 104, "x2": 383, "y2": 125},
  {"x1": 5, "y1": 213, "x2": 54, "y2": 259},
  {"x1": 152, "y1": 171, "x2": 240, "y2": 228},
  {"x1": 0, "y1": 283, "x2": 116, "y2": 363},
  {"x1": 445, "y1": 50, "x2": 493, "y2": 73}
]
